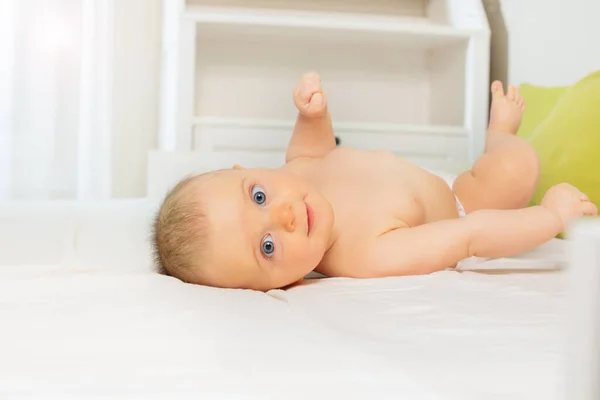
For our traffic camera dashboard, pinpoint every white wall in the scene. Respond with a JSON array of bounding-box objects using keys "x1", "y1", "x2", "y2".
[
  {"x1": 485, "y1": 0, "x2": 600, "y2": 87},
  {"x1": 111, "y1": 0, "x2": 161, "y2": 198}
]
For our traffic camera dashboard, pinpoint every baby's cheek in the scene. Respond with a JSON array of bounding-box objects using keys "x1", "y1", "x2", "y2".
[{"x1": 285, "y1": 238, "x2": 318, "y2": 266}]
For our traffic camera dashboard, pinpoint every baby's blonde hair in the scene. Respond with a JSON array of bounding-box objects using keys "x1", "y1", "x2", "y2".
[{"x1": 152, "y1": 174, "x2": 208, "y2": 283}]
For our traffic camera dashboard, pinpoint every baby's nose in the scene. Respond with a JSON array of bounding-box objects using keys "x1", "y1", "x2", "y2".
[{"x1": 272, "y1": 202, "x2": 296, "y2": 232}]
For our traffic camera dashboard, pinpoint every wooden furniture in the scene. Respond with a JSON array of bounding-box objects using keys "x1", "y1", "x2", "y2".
[{"x1": 156, "y1": 0, "x2": 491, "y2": 177}]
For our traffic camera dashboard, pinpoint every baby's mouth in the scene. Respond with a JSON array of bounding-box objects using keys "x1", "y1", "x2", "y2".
[{"x1": 306, "y1": 203, "x2": 314, "y2": 236}]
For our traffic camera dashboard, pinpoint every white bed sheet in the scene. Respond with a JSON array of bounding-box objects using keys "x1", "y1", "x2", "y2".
[{"x1": 0, "y1": 239, "x2": 570, "y2": 400}]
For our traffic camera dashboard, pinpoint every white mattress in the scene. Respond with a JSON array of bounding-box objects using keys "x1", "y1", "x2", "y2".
[{"x1": 0, "y1": 238, "x2": 570, "y2": 400}]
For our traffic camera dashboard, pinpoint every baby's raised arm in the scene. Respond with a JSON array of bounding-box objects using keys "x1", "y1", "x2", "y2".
[
  {"x1": 285, "y1": 72, "x2": 336, "y2": 162},
  {"x1": 362, "y1": 183, "x2": 597, "y2": 278}
]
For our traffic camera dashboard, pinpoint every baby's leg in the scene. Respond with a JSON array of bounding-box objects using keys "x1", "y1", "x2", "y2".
[{"x1": 453, "y1": 81, "x2": 540, "y2": 213}]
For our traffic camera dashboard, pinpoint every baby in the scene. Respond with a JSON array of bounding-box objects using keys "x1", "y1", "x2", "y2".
[{"x1": 152, "y1": 72, "x2": 598, "y2": 291}]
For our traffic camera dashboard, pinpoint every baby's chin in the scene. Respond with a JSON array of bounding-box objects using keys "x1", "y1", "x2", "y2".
[
  {"x1": 278, "y1": 258, "x2": 324, "y2": 287},
  {"x1": 269, "y1": 275, "x2": 310, "y2": 291}
]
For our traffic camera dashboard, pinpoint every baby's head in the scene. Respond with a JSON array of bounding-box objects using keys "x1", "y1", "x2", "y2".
[{"x1": 152, "y1": 165, "x2": 335, "y2": 291}]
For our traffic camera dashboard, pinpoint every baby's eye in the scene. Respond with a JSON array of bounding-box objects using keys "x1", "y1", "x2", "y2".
[
  {"x1": 251, "y1": 185, "x2": 266, "y2": 205},
  {"x1": 261, "y1": 234, "x2": 275, "y2": 258}
]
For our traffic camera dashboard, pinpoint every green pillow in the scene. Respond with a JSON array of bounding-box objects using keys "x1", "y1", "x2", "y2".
[
  {"x1": 527, "y1": 70, "x2": 600, "y2": 226},
  {"x1": 517, "y1": 84, "x2": 568, "y2": 140}
]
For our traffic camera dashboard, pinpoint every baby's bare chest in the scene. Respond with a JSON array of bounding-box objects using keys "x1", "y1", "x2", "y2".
[
  {"x1": 310, "y1": 148, "x2": 457, "y2": 274},
  {"x1": 315, "y1": 149, "x2": 427, "y2": 231}
]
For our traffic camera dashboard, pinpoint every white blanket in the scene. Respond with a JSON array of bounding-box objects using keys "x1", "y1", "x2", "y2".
[{"x1": 0, "y1": 239, "x2": 569, "y2": 400}]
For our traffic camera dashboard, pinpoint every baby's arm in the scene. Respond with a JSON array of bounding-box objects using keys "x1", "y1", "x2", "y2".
[
  {"x1": 286, "y1": 72, "x2": 336, "y2": 162},
  {"x1": 365, "y1": 183, "x2": 598, "y2": 277}
]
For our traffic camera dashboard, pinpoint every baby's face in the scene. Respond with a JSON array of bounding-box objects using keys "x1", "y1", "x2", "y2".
[{"x1": 195, "y1": 167, "x2": 334, "y2": 291}]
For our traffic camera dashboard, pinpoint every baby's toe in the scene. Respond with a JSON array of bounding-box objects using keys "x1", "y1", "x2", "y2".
[
  {"x1": 584, "y1": 202, "x2": 598, "y2": 216},
  {"x1": 507, "y1": 85, "x2": 516, "y2": 101},
  {"x1": 491, "y1": 80, "x2": 505, "y2": 100},
  {"x1": 515, "y1": 88, "x2": 523, "y2": 102}
]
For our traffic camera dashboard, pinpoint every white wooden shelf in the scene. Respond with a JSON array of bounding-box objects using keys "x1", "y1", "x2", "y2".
[
  {"x1": 191, "y1": 116, "x2": 470, "y2": 173},
  {"x1": 158, "y1": 0, "x2": 490, "y2": 176},
  {"x1": 191, "y1": 116, "x2": 468, "y2": 136},
  {"x1": 184, "y1": 5, "x2": 472, "y2": 48}
]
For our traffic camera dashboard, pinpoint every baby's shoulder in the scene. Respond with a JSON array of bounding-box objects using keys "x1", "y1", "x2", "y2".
[{"x1": 316, "y1": 234, "x2": 377, "y2": 278}]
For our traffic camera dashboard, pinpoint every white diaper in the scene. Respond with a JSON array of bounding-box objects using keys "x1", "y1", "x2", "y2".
[{"x1": 427, "y1": 169, "x2": 466, "y2": 218}]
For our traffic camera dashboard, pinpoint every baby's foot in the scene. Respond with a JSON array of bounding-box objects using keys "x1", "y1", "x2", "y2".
[
  {"x1": 541, "y1": 183, "x2": 598, "y2": 231},
  {"x1": 488, "y1": 80, "x2": 525, "y2": 135}
]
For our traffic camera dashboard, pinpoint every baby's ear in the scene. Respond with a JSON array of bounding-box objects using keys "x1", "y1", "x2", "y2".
[{"x1": 232, "y1": 164, "x2": 245, "y2": 170}]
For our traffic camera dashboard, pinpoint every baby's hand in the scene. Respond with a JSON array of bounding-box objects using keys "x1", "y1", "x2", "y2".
[
  {"x1": 293, "y1": 71, "x2": 327, "y2": 118},
  {"x1": 541, "y1": 183, "x2": 598, "y2": 230}
]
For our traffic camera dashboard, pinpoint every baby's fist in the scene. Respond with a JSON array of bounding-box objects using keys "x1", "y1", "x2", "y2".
[
  {"x1": 541, "y1": 183, "x2": 598, "y2": 231},
  {"x1": 293, "y1": 72, "x2": 327, "y2": 118}
]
